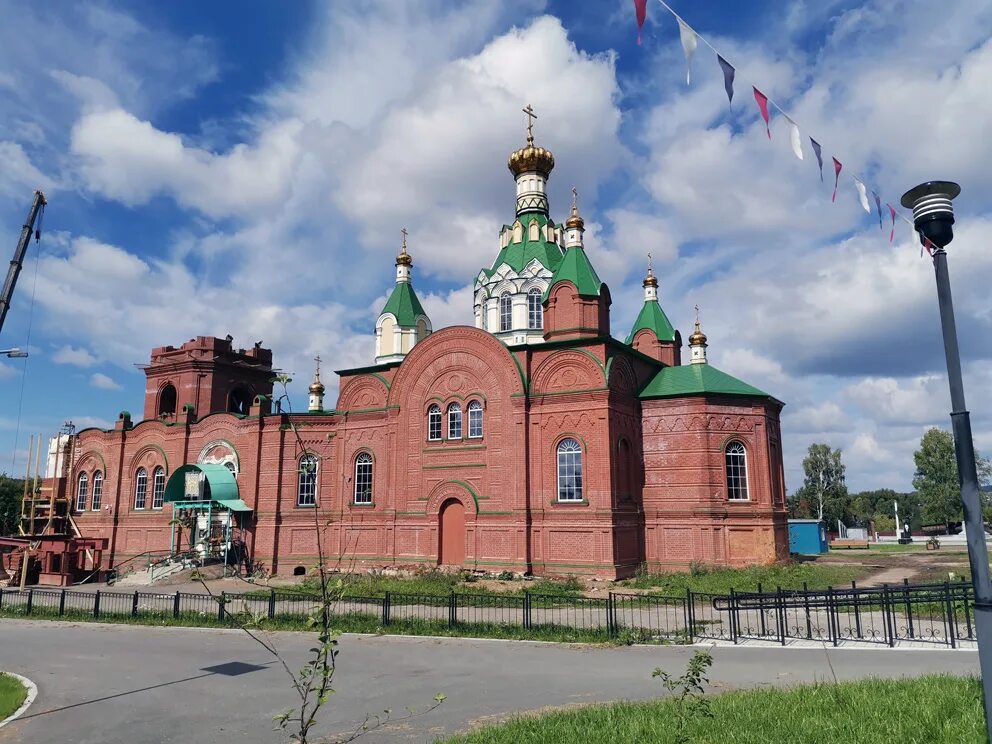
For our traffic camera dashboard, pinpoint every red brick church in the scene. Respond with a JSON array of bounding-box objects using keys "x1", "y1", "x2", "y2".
[{"x1": 49, "y1": 122, "x2": 789, "y2": 579}]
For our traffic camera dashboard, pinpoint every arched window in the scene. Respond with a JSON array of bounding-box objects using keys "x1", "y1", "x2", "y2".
[
  {"x1": 158, "y1": 383, "x2": 177, "y2": 417},
  {"x1": 499, "y1": 293, "x2": 512, "y2": 332},
  {"x1": 467, "y1": 400, "x2": 483, "y2": 438},
  {"x1": 725, "y1": 441, "x2": 749, "y2": 500},
  {"x1": 134, "y1": 468, "x2": 147, "y2": 510},
  {"x1": 529, "y1": 220, "x2": 540, "y2": 241},
  {"x1": 298, "y1": 454, "x2": 318, "y2": 507},
  {"x1": 557, "y1": 438, "x2": 583, "y2": 502},
  {"x1": 91, "y1": 471, "x2": 103, "y2": 511},
  {"x1": 228, "y1": 387, "x2": 251, "y2": 415},
  {"x1": 354, "y1": 453, "x2": 373, "y2": 505},
  {"x1": 617, "y1": 438, "x2": 631, "y2": 499},
  {"x1": 427, "y1": 404, "x2": 442, "y2": 441},
  {"x1": 528, "y1": 288, "x2": 543, "y2": 329},
  {"x1": 76, "y1": 472, "x2": 88, "y2": 512},
  {"x1": 152, "y1": 466, "x2": 166, "y2": 509},
  {"x1": 447, "y1": 402, "x2": 462, "y2": 439}
]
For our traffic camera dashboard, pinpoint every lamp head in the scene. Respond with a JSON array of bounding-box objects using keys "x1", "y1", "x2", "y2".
[{"x1": 900, "y1": 180, "x2": 960, "y2": 249}]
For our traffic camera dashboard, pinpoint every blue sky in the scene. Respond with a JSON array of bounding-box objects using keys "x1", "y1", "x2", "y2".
[{"x1": 1, "y1": 0, "x2": 991, "y2": 493}]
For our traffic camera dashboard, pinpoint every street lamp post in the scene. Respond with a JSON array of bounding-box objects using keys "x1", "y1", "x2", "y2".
[{"x1": 902, "y1": 180, "x2": 992, "y2": 740}]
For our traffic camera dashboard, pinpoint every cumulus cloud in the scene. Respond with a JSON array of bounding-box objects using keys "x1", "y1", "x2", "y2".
[
  {"x1": 90, "y1": 372, "x2": 122, "y2": 390},
  {"x1": 52, "y1": 345, "x2": 98, "y2": 367}
]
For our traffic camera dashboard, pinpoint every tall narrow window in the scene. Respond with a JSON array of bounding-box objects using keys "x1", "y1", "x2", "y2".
[
  {"x1": 298, "y1": 454, "x2": 318, "y2": 507},
  {"x1": 354, "y1": 453, "x2": 373, "y2": 504},
  {"x1": 158, "y1": 383, "x2": 177, "y2": 417},
  {"x1": 447, "y1": 402, "x2": 462, "y2": 439},
  {"x1": 725, "y1": 441, "x2": 749, "y2": 501},
  {"x1": 467, "y1": 400, "x2": 483, "y2": 438},
  {"x1": 427, "y1": 404, "x2": 442, "y2": 441},
  {"x1": 76, "y1": 472, "x2": 88, "y2": 512},
  {"x1": 134, "y1": 468, "x2": 147, "y2": 510},
  {"x1": 557, "y1": 438, "x2": 583, "y2": 502},
  {"x1": 499, "y1": 293, "x2": 512, "y2": 332},
  {"x1": 528, "y1": 288, "x2": 543, "y2": 329},
  {"x1": 152, "y1": 467, "x2": 166, "y2": 509},
  {"x1": 91, "y1": 471, "x2": 103, "y2": 511}
]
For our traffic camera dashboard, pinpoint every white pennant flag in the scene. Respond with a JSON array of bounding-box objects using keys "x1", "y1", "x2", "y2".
[
  {"x1": 785, "y1": 116, "x2": 803, "y2": 160},
  {"x1": 854, "y1": 177, "x2": 871, "y2": 213},
  {"x1": 677, "y1": 18, "x2": 697, "y2": 86}
]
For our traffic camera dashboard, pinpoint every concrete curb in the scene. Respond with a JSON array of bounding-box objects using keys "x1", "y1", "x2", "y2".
[{"x1": 0, "y1": 672, "x2": 37, "y2": 729}]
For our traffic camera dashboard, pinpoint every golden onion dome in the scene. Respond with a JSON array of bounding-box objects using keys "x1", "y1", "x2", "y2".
[
  {"x1": 643, "y1": 269, "x2": 658, "y2": 288},
  {"x1": 689, "y1": 305, "x2": 707, "y2": 346},
  {"x1": 564, "y1": 186, "x2": 584, "y2": 230},
  {"x1": 396, "y1": 228, "x2": 413, "y2": 266},
  {"x1": 309, "y1": 377, "x2": 325, "y2": 395},
  {"x1": 508, "y1": 141, "x2": 555, "y2": 179}
]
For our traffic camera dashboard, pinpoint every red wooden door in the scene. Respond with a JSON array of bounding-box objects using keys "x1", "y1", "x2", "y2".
[{"x1": 439, "y1": 499, "x2": 465, "y2": 566}]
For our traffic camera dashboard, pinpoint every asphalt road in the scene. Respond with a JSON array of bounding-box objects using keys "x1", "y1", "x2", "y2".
[{"x1": 0, "y1": 619, "x2": 979, "y2": 744}]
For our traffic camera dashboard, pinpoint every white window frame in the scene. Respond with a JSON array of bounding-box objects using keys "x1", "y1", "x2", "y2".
[
  {"x1": 427, "y1": 404, "x2": 442, "y2": 441},
  {"x1": 297, "y1": 454, "x2": 318, "y2": 507},
  {"x1": 467, "y1": 400, "x2": 483, "y2": 439},
  {"x1": 725, "y1": 441, "x2": 750, "y2": 501},
  {"x1": 499, "y1": 293, "x2": 512, "y2": 332},
  {"x1": 75, "y1": 472, "x2": 88, "y2": 512},
  {"x1": 556, "y1": 438, "x2": 584, "y2": 502},
  {"x1": 91, "y1": 471, "x2": 103, "y2": 511},
  {"x1": 527, "y1": 288, "x2": 543, "y2": 330},
  {"x1": 152, "y1": 467, "x2": 166, "y2": 510},
  {"x1": 354, "y1": 453, "x2": 373, "y2": 505},
  {"x1": 134, "y1": 468, "x2": 147, "y2": 510},
  {"x1": 447, "y1": 402, "x2": 462, "y2": 440}
]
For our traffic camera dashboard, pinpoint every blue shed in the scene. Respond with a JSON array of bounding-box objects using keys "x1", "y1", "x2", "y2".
[{"x1": 788, "y1": 519, "x2": 828, "y2": 554}]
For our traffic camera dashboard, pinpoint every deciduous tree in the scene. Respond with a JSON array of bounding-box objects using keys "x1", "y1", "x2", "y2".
[{"x1": 913, "y1": 427, "x2": 992, "y2": 527}]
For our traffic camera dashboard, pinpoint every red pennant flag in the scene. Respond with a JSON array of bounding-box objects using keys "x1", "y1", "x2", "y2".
[
  {"x1": 831, "y1": 157, "x2": 842, "y2": 203},
  {"x1": 752, "y1": 87, "x2": 771, "y2": 139},
  {"x1": 922, "y1": 236, "x2": 936, "y2": 258},
  {"x1": 633, "y1": 0, "x2": 647, "y2": 45},
  {"x1": 887, "y1": 203, "x2": 896, "y2": 243}
]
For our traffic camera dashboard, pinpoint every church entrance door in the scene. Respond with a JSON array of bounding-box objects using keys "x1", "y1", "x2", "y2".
[{"x1": 438, "y1": 499, "x2": 465, "y2": 566}]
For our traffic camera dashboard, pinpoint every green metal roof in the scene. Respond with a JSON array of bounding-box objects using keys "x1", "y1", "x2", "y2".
[
  {"x1": 380, "y1": 281, "x2": 426, "y2": 327},
  {"x1": 164, "y1": 463, "x2": 242, "y2": 505},
  {"x1": 639, "y1": 363, "x2": 769, "y2": 400},
  {"x1": 625, "y1": 300, "x2": 677, "y2": 344},
  {"x1": 480, "y1": 213, "x2": 564, "y2": 281},
  {"x1": 544, "y1": 245, "x2": 603, "y2": 300}
]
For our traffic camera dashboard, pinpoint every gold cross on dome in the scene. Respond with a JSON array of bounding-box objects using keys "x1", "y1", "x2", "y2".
[
  {"x1": 400, "y1": 227, "x2": 408, "y2": 252},
  {"x1": 523, "y1": 104, "x2": 537, "y2": 144},
  {"x1": 314, "y1": 354, "x2": 322, "y2": 375},
  {"x1": 694, "y1": 304, "x2": 701, "y2": 326},
  {"x1": 647, "y1": 252, "x2": 653, "y2": 273},
  {"x1": 571, "y1": 186, "x2": 578, "y2": 211}
]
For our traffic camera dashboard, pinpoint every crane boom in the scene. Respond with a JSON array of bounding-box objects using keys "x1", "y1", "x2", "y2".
[{"x1": 0, "y1": 190, "x2": 47, "y2": 337}]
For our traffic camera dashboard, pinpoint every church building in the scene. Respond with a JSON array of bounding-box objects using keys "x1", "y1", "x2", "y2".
[{"x1": 48, "y1": 115, "x2": 789, "y2": 580}]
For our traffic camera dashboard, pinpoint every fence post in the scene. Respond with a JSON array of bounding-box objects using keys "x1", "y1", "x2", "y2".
[
  {"x1": 944, "y1": 581, "x2": 957, "y2": 649},
  {"x1": 173, "y1": 591, "x2": 181, "y2": 619},
  {"x1": 448, "y1": 592, "x2": 456, "y2": 628},
  {"x1": 524, "y1": 591, "x2": 531, "y2": 630},
  {"x1": 606, "y1": 592, "x2": 615, "y2": 638},
  {"x1": 132, "y1": 591, "x2": 139, "y2": 617},
  {"x1": 268, "y1": 589, "x2": 276, "y2": 621},
  {"x1": 802, "y1": 581, "x2": 813, "y2": 639},
  {"x1": 757, "y1": 582, "x2": 767, "y2": 637},
  {"x1": 776, "y1": 586, "x2": 786, "y2": 646},
  {"x1": 851, "y1": 580, "x2": 862, "y2": 640},
  {"x1": 59, "y1": 589, "x2": 66, "y2": 617},
  {"x1": 729, "y1": 588, "x2": 738, "y2": 644},
  {"x1": 218, "y1": 591, "x2": 226, "y2": 621},
  {"x1": 826, "y1": 587, "x2": 838, "y2": 647},
  {"x1": 0, "y1": 587, "x2": 4, "y2": 611},
  {"x1": 94, "y1": 589, "x2": 101, "y2": 619},
  {"x1": 903, "y1": 578, "x2": 914, "y2": 639},
  {"x1": 963, "y1": 576, "x2": 974, "y2": 640},
  {"x1": 883, "y1": 584, "x2": 895, "y2": 647},
  {"x1": 685, "y1": 589, "x2": 694, "y2": 644},
  {"x1": 383, "y1": 591, "x2": 391, "y2": 626},
  {"x1": 26, "y1": 588, "x2": 33, "y2": 615}
]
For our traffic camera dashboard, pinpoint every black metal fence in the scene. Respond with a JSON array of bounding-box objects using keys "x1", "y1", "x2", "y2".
[{"x1": 0, "y1": 578, "x2": 976, "y2": 648}]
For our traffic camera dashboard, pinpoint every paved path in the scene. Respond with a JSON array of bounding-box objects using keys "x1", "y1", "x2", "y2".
[{"x1": 0, "y1": 620, "x2": 979, "y2": 744}]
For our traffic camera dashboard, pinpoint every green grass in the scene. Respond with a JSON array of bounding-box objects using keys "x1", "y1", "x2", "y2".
[
  {"x1": 0, "y1": 672, "x2": 27, "y2": 720},
  {"x1": 439, "y1": 675, "x2": 983, "y2": 744},
  {"x1": 619, "y1": 562, "x2": 871, "y2": 595}
]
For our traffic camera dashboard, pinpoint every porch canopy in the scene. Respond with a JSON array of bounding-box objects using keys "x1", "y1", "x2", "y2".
[{"x1": 164, "y1": 464, "x2": 252, "y2": 511}]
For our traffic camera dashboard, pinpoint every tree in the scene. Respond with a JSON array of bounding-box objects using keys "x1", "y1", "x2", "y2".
[
  {"x1": 913, "y1": 427, "x2": 992, "y2": 528},
  {"x1": 0, "y1": 474, "x2": 23, "y2": 536},
  {"x1": 796, "y1": 443, "x2": 849, "y2": 524}
]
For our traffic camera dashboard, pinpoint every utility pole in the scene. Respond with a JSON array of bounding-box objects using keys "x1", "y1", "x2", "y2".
[{"x1": 0, "y1": 191, "x2": 47, "y2": 336}]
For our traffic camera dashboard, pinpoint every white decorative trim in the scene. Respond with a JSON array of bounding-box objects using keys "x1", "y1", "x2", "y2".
[{"x1": 0, "y1": 672, "x2": 37, "y2": 729}]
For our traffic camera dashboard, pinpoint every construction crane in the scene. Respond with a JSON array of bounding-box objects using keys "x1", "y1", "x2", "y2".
[{"x1": 0, "y1": 190, "x2": 47, "y2": 337}]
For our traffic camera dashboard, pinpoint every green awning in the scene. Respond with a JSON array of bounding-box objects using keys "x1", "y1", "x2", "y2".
[{"x1": 164, "y1": 463, "x2": 247, "y2": 509}]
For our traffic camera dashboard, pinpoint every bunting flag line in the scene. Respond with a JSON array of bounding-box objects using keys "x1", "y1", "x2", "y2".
[
  {"x1": 677, "y1": 18, "x2": 697, "y2": 85},
  {"x1": 887, "y1": 203, "x2": 897, "y2": 243},
  {"x1": 717, "y1": 55, "x2": 735, "y2": 108},
  {"x1": 810, "y1": 139, "x2": 823, "y2": 181},
  {"x1": 854, "y1": 177, "x2": 871, "y2": 213},
  {"x1": 873, "y1": 191, "x2": 882, "y2": 229},
  {"x1": 634, "y1": 0, "x2": 647, "y2": 45},
  {"x1": 753, "y1": 87, "x2": 771, "y2": 139},
  {"x1": 785, "y1": 117, "x2": 803, "y2": 160},
  {"x1": 922, "y1": 235, "x2": 936, "y2": 258},
  {"x1": 831, "y1": 157, "x2": 843, "y2": 202}
]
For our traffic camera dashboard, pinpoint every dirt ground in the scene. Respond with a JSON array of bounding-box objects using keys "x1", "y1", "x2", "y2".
[{"x1": 815, "y1": 545, "x2": 972, "y2": 586}]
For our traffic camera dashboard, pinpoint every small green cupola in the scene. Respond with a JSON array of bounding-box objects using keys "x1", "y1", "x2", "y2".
[
  {"x1": 625, "y1": 256, "x2": 681, "y2": 365},
  {"x1": 544, "y1": 189, "x2": 603, "y2": 300},
  {"x1": 375, "y1": 229, "x2": 432, "y2": 364}
]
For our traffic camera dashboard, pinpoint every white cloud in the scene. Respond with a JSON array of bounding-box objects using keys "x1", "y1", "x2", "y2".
[
  {"x1": 844, "y1": 375, "x2": 948, "y2": 426},
  {"x1": 52, "y1": 344, "x2": 98, "y2": 367},
  {"x1": 90, "y1": 372, "x2": 121, "y2": 390},
  {"x1": 784, "y1": 401, "x2": 851, "y2": 434}
]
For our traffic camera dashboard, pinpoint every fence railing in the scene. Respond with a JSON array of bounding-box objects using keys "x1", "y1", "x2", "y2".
[{"x1": 0, "y1": 578, "x2": 976, "y2": 648}]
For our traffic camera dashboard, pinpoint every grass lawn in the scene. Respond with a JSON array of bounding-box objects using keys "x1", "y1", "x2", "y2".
[
  {"x1": 618, "y1": 561, "x2": 871, "y2": 595},
  {"x1": 0, "y1": 673, "x2": 27, "y2": 720},
  {"x1": 440, "y1": 675, "x2": 983, "y2": 744}
]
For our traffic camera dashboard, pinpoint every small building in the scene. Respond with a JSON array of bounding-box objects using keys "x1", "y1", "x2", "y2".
[{"x1": 788, "y1": 519, "x2": 828, "y2": 555}]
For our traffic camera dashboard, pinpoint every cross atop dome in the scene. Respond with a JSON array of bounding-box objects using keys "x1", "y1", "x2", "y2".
[{"x1": 508, "y1": 102, "x2": 555, "y2": 185}]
